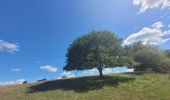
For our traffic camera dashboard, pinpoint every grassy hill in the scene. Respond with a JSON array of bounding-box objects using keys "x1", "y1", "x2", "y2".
[{"x1": 0, "y1": 72, "x2": 170, "y2": 100}]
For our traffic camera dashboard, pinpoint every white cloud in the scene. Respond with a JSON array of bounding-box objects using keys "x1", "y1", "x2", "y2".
[
  {"x1": 151, "y1": 21, "x2": 164, "y2": 29},
  {"x1": 83, "y1": 67, "x2": 134, "y2": 75},
  {"x1": 103, "y1": 68, "x2": 114, "y2": 74},
  {"x1": 123, "y1": 21, "x2": 170, "y2": 45},
  {"x1": 57, "y1": 67, "x2": 134, "y2": 79},
  {"x1": 40, "y1": 65, "x2": 58, "y2": 73},
  {"x1": 168, "y1": 24, "x2": 170, "y2": 28},
  {"x1": 0, "y1": 79, "x2": 26, "y2": 86},
  {"x1": 127, "y1": 69, "x2": 134, "y2": 72},
  {"x1": 11, "y1": 68, "x2": 22, "y2": 73},
  {"x1": 83, "y1": 68, "x2": 98, "y2": 75},
  {"x1": 0, "y1": 40, "x2": 19, "y2": 53},
  {"x1": 133, "y1": 0, "x2": 170, "y2": 13},
  {"x1": 60, "y1": 71, "x2": 75, "y2": 78}
]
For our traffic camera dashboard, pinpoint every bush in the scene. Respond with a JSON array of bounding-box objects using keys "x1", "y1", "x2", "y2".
[
  {"x1": 23, "y1": 81, "x2": 27, "y2": 84},
  {"x1": 125, "y1": 42, "x2": 170, "y2": 73}
]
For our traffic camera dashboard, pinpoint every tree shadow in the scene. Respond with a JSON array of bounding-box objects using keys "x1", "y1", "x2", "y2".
[{"x1": 27, "y1": 75, "x2": 135, "y2": 93}]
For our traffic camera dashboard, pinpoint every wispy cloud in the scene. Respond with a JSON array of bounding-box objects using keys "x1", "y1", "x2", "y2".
[
  {"x1": 11, "y1": 68, "x2": 23, "y2": 73},
  {"x1": 0, "y1": 40, "x2": 19, "y2": 53},
  {"x1": 0, "y1": 79, "x2": 26, "y2": 86},
  {"x1": 123, "y1": 21, "x2": 170, "y2": 45},
  {"x1": 40, "y1": 65, "x2": 58, "y2": 73},
  {"x1": 133, "y1": 0, "x2": 170, "y2": 13}
]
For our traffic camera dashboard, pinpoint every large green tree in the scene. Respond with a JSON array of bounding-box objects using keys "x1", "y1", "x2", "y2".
[{"x1": 64, "y1": 31, "x2": 135, "y2": 78}]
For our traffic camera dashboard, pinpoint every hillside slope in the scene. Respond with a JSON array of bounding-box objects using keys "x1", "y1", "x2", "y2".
[{"x1": 0, "y1": 73, "x2": 170, "y2": 100}]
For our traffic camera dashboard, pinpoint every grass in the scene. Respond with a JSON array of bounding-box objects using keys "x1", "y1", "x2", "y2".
[{"x1": 0, "y1": 72, "x2": 170, "y2": 100}]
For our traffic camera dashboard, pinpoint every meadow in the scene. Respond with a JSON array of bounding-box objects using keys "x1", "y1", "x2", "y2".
[{"x1": 0, "y1": 72, "x2": 170, "y2": 100}]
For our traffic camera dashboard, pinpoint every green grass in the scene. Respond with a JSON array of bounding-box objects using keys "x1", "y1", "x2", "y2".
[{"x1": 0, "y1": 72, "x2": 170, "y2": 100}]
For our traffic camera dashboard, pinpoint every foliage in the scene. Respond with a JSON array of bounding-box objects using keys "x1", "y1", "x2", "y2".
[
  {"x1": 64, "y1": 31, "x2": 135, "y2": 78},
  {"x1": 124, "y1": 42, "x2": 170, "y2": 73},
  {"x1": 156, "y1": 58, "x2": 170, "y2": 73},
  {"x1": 23, "y1": 81, "x2": 27, "y2": 84},
  {"x1": 165, "y1": 50, "x2": 170, "y2": 58},
  {"x1": 123, "y1": 41, "x2": 144, "y2": 58}
]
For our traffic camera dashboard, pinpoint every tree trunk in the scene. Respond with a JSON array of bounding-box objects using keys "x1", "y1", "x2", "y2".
[{"x1": 98, "y1": 67, "x2": 103, "y2": 79}]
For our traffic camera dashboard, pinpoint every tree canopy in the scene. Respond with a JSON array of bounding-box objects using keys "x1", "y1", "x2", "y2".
[
  {"x1": 64, "y1": 31, "x2": 135, "y2": 78},
  {"x1": 124, "y1": 42, "x2": 170, "y2": 73}
]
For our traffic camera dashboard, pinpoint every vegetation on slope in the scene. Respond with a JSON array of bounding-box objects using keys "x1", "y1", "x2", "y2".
[
  {"x1": 64, "y1": 31, "x2": 170, "y2": 78},
  {"x1": 0, "y1": 73, "x2": 170, "y2": 100}
]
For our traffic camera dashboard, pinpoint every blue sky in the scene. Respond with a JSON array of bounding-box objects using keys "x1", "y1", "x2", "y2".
[{"x1": 0, "y1": 0, "x2": 170, "y2": 84}]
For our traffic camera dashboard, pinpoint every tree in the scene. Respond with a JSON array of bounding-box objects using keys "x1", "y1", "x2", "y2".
[
  {"x1": 125, "y1": 42, "x2": 170, "y2": 73},
  {"x1": 165, "y1": 50, "x2": 170, "y2": 58},
  {"x1": 64, "y1": 31, "x2": 135, "y2": 79},
  {"x1": 135, "y1": 49, "x2": 170, "y2": 73},
  {"x1": 123, "y1": 41, "x2": 146, "y2": 58}
]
